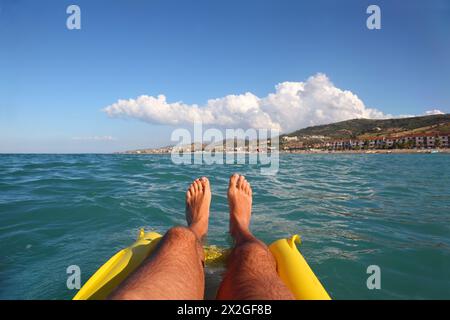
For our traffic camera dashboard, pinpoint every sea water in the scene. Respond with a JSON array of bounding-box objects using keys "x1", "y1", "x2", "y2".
[{"x1": 0, "y1": 154, "x2": 449, "y2": 299}]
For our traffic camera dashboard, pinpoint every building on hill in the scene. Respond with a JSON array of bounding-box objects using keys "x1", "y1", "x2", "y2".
[
  {"x1": 439, "y1": 135, "x2": 449, "y2": 147},
  {"x1": 323, "y1": 133, "x2": 449, "y2": 150},
  {"x1": 282, "y1": 136, "x2": 298, "y2": 142},
  {"x1": 283, "y1": 141, "x2": 304, "y2": 151}
]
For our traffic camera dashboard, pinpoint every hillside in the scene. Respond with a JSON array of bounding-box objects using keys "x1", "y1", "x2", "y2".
[
  {"x1": 283, "y1": 114, "x2": 450, "y2": 142},
  {"x1": 121, "y1": 114, "x2": 450, "y2": 153}
]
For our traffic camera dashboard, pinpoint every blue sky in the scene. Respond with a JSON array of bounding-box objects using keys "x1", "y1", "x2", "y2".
[{"x1": 0, "y1": 0, "x2": 449, "y2": 153}]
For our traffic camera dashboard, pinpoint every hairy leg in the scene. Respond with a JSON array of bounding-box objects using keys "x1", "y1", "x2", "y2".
[
  {"x1": 216, "y1": 174, "x2": 294, "y2": 300},
  {"x1": 109, "y1": 177, "x2": 211, "y2": 300}
]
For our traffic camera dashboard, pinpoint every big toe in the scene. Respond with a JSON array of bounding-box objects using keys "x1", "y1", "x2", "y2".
[{"x1": 229, "y1": 173, "x2": 239, "y2": 188}]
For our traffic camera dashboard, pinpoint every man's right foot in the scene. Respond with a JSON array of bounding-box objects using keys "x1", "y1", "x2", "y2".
[
  {"x1": 186, "y1": 177, "x2": 211, "y2": 240},
  {"x1": 227, "y1": 174, "x2": 253, "y2": 241}
]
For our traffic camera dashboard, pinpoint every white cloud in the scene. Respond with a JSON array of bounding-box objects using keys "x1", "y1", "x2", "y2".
[
  {"x1": 424, "y1": 109, "x2": 445, "y2": 115},
  {"x1": 72, "y1": 136, "x2": 116, "y2": 141},
  {"x1": 103, "y1": 73, "x2": 443, "y2": 133}
]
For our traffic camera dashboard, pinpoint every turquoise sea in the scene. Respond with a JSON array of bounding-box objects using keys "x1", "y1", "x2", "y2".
[{"x1": 0, "y1": 154, "x2": 449, "y2": 299}]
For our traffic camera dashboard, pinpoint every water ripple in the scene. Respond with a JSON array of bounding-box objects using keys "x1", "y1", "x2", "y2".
[{"x1": 0, "y1": 154, "x2": 449, "y2": 299}]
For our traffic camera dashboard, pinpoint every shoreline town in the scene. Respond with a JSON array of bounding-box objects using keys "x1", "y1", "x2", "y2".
[{"x1": 121, "y1": 132, "x2": 450, "y2": 155}]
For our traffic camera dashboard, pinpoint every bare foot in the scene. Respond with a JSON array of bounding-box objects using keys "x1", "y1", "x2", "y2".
[
  {"x1": 227, "y1": 174, "x2": 253, "y2": 241},
  {"x1": 186, "y1": 177, "x2": 211, "y2": 240}
]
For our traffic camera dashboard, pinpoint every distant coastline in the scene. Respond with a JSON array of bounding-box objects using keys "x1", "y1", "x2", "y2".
[
  {"x1": 118, "y1": 114, "x2": 450, "y2": 155},
  {"x1": 117, "y1": 148, "x2": 450, "y2": 155}
]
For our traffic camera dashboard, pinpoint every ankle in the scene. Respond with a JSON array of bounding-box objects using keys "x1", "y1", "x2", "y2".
[
  {"x1": 232, "y1": 227, "x2": 254, "y2": 244},
  {"x1": 189, "y1": 223, "x2": 207, "y2": 241}
]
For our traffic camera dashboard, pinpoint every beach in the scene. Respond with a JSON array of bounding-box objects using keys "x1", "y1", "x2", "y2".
[{"x1": 282, "y1": 148, "x2": 450, "y2": 154}]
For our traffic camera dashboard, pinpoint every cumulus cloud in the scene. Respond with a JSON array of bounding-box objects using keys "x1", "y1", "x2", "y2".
[
  {"x1": 424, "y1": 109, "x2": 445, "y2": 115},
  {"x1": 103, "y1": 73, "x2": 411, "y2": 133}
]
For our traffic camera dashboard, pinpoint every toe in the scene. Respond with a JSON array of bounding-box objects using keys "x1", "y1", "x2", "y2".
[
  {"x1": 201, "y1": 177, "x2": 210, "y2": 190},
  {"x1": 237, "y1": 175, "x2": 245, "y2": 189},
  {"x1": 186, "y1": 189, "x2": 192, "y2": 200},
  {"x1": 189, "y1": 183, "x2": 196, "y2": 195},
  {"x1": 229, "y1": 174, "x2": 239, "y2": 187},
  {"x1": 195, "y1": 180, "x2": 202, "y2": 191},
  {"x1": 245, "y1": 182, "x2": 252, "y2": 195}
]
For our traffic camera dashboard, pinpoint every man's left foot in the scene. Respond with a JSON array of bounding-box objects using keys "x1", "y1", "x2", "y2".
[{"x1": 186, "y1": 177, "x2": 211, "y2": 240}]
